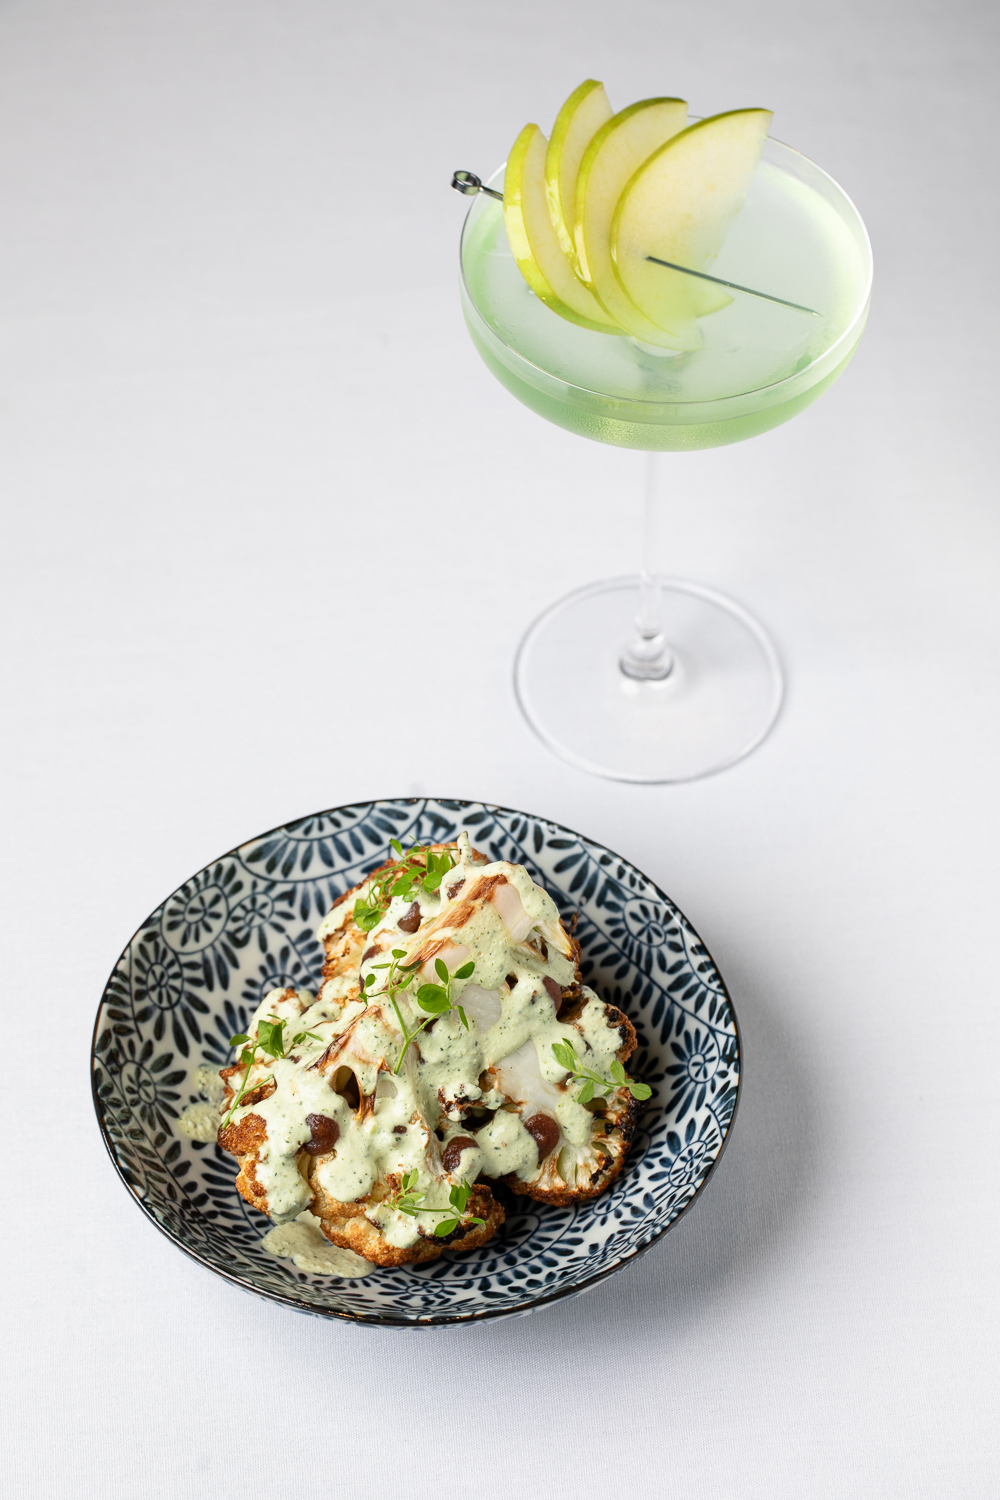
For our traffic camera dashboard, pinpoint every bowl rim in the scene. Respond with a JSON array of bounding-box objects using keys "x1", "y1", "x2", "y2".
[{"x1": 91, "y1": 795, "x2": 742, "y2": 1328}]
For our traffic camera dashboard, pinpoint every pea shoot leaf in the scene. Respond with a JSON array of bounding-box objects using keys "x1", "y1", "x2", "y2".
[
  {"x1": 551, "y1": 1038, "x2": 651, "y2": 1105},
  {"x1": 416, "y1": 984, "x2": 449, "y2": 1014},
  {"x1": 551, "y1": 1039, "x2": 577, "y2": 1072},
  {"x1": 257, "y1": 1018, "x2": 286, "y2": 1058}
]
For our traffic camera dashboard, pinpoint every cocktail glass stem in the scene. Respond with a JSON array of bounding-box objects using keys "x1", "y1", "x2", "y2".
[{"x1": 620, "y1": 452, "x2": 674, "y2": 681}]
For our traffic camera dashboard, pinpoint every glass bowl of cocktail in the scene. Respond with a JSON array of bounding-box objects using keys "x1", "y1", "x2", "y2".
[{"x1": 457, "y1": 83, "x2": 872, "y2": 782}]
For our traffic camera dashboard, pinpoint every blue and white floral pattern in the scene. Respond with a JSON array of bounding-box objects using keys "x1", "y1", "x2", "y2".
[{"x1": 92, "y1": 799, "x2": 741, "y2": 1327}]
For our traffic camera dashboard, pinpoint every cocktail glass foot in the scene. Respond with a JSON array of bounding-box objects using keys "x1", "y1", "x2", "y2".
[{"x1": 514, "y1": 576, "x2": 783, "y2": 782}]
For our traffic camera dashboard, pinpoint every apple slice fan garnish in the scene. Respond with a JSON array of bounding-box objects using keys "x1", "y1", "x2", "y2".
[{"x1": 452, "y1": 83, "x2": 821, "y2": 336}]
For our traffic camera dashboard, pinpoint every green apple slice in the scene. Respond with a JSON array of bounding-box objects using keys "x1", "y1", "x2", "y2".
[
  {"x1": 574, "y1": 98, "x2": 696, "y2": 350},
  {"x1": 504, "y1": 123, "x2": 621, "y2": 334},
  {"x1": 611, "y1": 109, "x2": 772, "y2": 336},
  {"x1": 544, "y1": 79, "x2": 613, "y2": 267}
]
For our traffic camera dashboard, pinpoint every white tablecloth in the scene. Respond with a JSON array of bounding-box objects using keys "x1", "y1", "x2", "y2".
[{"x1": 4, "y1": 2, "x2": 998, "y2": 1495}]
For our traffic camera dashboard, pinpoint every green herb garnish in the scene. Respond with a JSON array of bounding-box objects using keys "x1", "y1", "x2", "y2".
[
  {"x1": 432, "y1": 1180, "x2": 485, "y2": 1238},
  {"x1": 551, "y1": 1039, "x2": 652, "y2": 1104},
  {"x1": 221, "y1": 1018, "x2": 323, "y2": 1127},
  {"x1": 383, "y1": 1168, "x2": 425, "y2": 1216},
  {"x1": 382, "y1": 1172, "x2": 485, "y2": 1238},
  {"x1": 353, "y1": 840, "x2": 458, "y2": 933},
  {"x1": 360, "y1": 948, "x2": 476, "y2": 1073}
]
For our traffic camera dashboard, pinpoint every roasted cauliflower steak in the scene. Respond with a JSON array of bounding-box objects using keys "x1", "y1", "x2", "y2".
[{"x1": 217, "y1": 833, "x2": 645, "y2": 1267}]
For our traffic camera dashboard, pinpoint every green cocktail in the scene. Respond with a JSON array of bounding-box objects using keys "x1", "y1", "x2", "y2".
[
  {"x1": 458, "y1": 119, "x2": 872, "y2": 781},
  {"x1": 461, "y1": 138, "x2": 869, "y2": 450}
]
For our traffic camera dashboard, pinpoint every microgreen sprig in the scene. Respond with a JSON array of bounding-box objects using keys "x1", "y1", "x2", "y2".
[
  {"x1": 434, "y1": 1180, "x2": 485, "y2": 1238},
  {"x1": 394, "y1": 953, "x2": 476, "y2": 1073},
  {"x1": 359, "y1": 946, "x2": 417, "y2": 1010},
  {"x1": 551, "y1": 1039, "x2": 652, "y2": 1104},
  {"x1": 382, "y1": 1172, "x2": 485, "y2": 1239},
  {"x1": 361, "y1": 948, "x2": 476, "y2": 1073},
  {"x1": 383, "y1": 1168, "x2": 425, "y2": 1216},
  {"x1": 221, "y1": 1016, "x2": 323, "y2": 1127},
  {"x1": 353, "y1": 840, "x2": 458, "y2": 933}
]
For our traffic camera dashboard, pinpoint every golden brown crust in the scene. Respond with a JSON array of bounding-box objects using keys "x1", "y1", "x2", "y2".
[
  {"x1": 308, "y1": 1168, "x2": 504, "y2": 1267},
  {"x1": 217, "y1": 1111, "x2": 271, "y2": 1214}
]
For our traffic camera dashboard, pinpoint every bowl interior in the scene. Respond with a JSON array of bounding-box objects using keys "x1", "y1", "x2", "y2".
[{"x1": 92, "y1": 799, "x2": 740, "y2": 1326}]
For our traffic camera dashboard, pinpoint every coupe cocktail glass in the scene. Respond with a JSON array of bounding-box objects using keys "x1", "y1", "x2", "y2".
[{"x1": 459, "y1": 132, "x2": 872, "y2": 781}]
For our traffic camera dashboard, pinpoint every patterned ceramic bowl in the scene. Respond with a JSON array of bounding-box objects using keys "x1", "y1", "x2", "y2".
[{"x1": 91, "y1": 798, "x2": 741, "y2": 1327}]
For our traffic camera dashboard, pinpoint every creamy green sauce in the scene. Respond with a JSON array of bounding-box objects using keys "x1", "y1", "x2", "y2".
[
  {"x1": 227, "y1": 832, "x2": 625, "y2": 1251},
  {"x1": 260, "y1": 1212, "x2": 371, "y2": 1277},
  {"x1": 178, "y1": 1064, "x2": 228, "y2": 1142},
  {"x1": 177, "y1": 1101, "x2": 222, "y2": 1143}
]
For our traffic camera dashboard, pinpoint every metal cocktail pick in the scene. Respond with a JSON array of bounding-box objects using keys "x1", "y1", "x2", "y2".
[
  {"x1": 644, "y1": 256, "x2": 820, "y2": 317},
  {"x1": 452, "y1": 170, "x2": 504, "y2": 201},
  {"x1": 451, "y1": 170, "x2": 821, "y2": 317}
]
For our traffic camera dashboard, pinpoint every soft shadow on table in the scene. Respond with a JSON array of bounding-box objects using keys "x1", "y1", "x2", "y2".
[{"x1": 482, "y1": 975, "x2": 822, "y2": 1351}]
